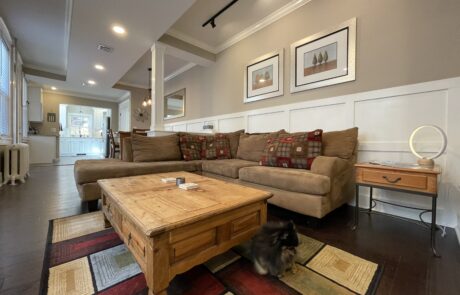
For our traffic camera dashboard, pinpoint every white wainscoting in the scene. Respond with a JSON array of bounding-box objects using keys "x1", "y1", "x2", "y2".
[{"x1": 162, "y1": 77, "x2": 460, "y2": 229}]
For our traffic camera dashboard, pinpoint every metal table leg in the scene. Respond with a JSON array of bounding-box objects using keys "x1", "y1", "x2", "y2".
[
  {"x1": 431, "y1": 196, "x2": 440, "y2": 257},
  {"x1": 368, "y1": 187, "x2": 373, "y2": 214},
  {"x1": 352, "y1": 184, "x2": 359, "y2": 230}
]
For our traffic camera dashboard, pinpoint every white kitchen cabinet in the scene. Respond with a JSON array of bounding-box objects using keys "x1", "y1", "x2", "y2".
[{"x1": 28, "y1": 87, "x2": 43, "y2": 122}]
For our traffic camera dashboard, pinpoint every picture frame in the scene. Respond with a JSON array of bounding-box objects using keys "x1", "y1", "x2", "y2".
[
  {"x1": 163, "y1": 88, "x2": 186, "y2": 120},
  {"x1": 244, "y1": 49, "x2": 284, "y2": 103},
  {"x1": 290, "y1": 18, "x2": 356, "y2": 93}
]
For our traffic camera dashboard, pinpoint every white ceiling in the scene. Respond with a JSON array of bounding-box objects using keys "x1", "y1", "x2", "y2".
[
  {"x1": 2, "y1": 0, "x2": 195, "y2": 101},
  {"x1": 169, "y1": 0, "x2": 293, "y2": 51},
  {"x1": 0, "y1": 0, "x2": 70, "y2": 75},
  {"x1": 119, "y1": 50, "x2": 191, "y2": 89}
]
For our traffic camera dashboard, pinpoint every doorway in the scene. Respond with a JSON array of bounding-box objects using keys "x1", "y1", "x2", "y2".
[{"x1": 59, "y1": 104, "x2": 111, "y2": 157}]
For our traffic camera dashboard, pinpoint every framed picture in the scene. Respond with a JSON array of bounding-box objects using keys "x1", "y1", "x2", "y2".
[
  {"x1": 290, "y1": 18, "x2": 356, "y2": 93},
  {"x1": 164, "y1": 88, "x2": 185, "y2": 120},
  {"x1": 244, "y1": 50, "x2": 284, "y2": 103}
]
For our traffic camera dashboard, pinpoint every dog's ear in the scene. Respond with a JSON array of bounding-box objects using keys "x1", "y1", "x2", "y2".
[{"x1": 288, "y1": 220, "x2": 295, "y2": 230}]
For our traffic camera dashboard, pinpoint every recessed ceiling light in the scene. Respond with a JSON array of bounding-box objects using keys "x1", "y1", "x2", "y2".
[
  {"x1": 51, "y1": 86, "x2": 57, "y2": 90},
  {"x1": 87, "y1": 80, "x2": 96, "y2": 85},
  {"x1": 94, "y1": 64, "x2": 105, "y2": 70},
  {"x1": 112, "y1": 25, "x2": 126, "y2": 35}
]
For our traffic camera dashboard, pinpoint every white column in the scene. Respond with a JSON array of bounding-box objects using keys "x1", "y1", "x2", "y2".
[{"x1": 150, "y1": 42, "x2": 166, "y2": 131}]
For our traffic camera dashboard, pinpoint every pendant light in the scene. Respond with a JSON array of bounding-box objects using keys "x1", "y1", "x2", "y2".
[{"x1": 143, "y1": 68, "x2": 152, "y2": 107}]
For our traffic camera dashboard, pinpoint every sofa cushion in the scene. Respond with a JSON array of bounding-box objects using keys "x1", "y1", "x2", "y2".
[
  {"x1": 179, "y1": 134, "x2": 205, "y2": 161},
  {"x1": 260, "y1": 129, "x2": 323, "y2": 170},
  {"x1": 236, "y1": 131, "x2": 282, "y2": 162},
  {"x1": 239, "y1": 166, "x2": 330, "y2": 195},
  {"x1": 202, "y1": 159, "x2": 259, "y2": 178},
  {"x1": 203, "y1": 134, "x2": 232, "y2": 160},
  {"x1": 225, "y1": 129, "x2": 244, "y2": 158},
  {"x1": 131, "y1": 134, "x2": 181, "y2": 162},
  {"x1": 322, "y1": 127, "x2": 358, "y2": 159},
  {"x1": 74, "y1": 159, "x2": 200, "y2": 184}
]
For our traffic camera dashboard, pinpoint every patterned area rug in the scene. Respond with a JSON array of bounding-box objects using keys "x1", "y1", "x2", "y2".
[{"x1": 40, "y1": 212, "x2": 382, "y2": 295}]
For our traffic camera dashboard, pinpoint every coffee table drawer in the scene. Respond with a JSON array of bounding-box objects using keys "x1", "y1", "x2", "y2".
[{"x1": 230, "y1": 211, "x2": 260, "y2": 238}]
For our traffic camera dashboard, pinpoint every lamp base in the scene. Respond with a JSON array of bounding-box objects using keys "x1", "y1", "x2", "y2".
[{"x1": 417, "y1": 158, "x2": 434, "y2": 168}]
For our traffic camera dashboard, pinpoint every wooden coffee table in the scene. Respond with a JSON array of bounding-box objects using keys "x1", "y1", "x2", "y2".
[{"x1": 98, "y1": 172, "x2": 272, "y2": 295}]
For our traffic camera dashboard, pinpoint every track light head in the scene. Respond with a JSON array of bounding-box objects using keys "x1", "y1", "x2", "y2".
[{"x1": 211, "y1": 19, "x2": 216, "y2": 28}]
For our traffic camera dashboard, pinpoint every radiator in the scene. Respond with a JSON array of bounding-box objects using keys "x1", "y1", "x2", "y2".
[{"x1": 0, "y1": 143, "x2": 30, "y2": 186}]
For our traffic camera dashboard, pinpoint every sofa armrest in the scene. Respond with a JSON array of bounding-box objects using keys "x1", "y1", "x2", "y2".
[
  {"x1": 311, "y1": 156, "x2": 350, "y2": 178},
  {"x1": 122, "y1": 137, "x2": 133, "y2": 162}
]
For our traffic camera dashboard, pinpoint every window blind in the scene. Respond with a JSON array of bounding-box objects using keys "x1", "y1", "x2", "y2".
[{"x1": 0, "y1": 38, "x2": 10, "y2": 136}]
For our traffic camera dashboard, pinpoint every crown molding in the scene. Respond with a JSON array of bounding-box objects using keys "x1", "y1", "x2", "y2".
[
  {"x1": 116, "y1": 81, "x2": 149, "y2": 90},
  {"x1": 165, "y1": 62, "x2": 196, "y2": 82},
  {"x1": 168, "y1": 0, "x2": 311, "y2": 54},
  {"x1": 117, "y1": 91, "x2": 131, "y2": 103},
  {"x1": 167, "y1": 29, "x2": 218, "y2": 54},
  {"x1": 43, "y1": 89, "x2": 124, "y2": 103}
]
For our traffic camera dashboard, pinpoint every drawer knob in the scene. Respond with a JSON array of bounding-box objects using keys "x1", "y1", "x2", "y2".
[{"x1": 382, "y1": 176, "x2": 402, "y2": 183}]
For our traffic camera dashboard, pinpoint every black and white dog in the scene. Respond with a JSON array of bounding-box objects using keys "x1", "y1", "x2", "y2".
[{"x1": 251, "y1": 221, "x2": 299, "y2": 277}]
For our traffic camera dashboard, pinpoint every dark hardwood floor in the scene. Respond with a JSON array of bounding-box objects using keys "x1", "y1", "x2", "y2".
[{"x1": 1, "y1": 165, "x2": 459, "y2": 295}]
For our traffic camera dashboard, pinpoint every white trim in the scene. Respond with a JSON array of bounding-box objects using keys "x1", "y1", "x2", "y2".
[
  {"x1": 0, "y1": 18, "x2": 13, "y2": 45},
  {"x1": 43, "y1": 89, "x2": 124, "y2": 103},
  {"x1": 167, "y1": 0, "x2": 312, "y2": 54},
  {"x1": 167, "y1": 29, "x2": 218, "y2": 54},
  {"x1": 216, "y1": 0, "x2": 312, "y2": 53},
  {"x1": 116, "y1": 81, "x2": 149, "y2": 90},
  {"x1": 117, "y1": 91, "x2": 131, "y2": 103},
  {"x1": 63, "y1": 0, "x2": 73, "y2": 74},
  {"x1": 165, "y1": 62, "x2": 196, "y2": 82}
]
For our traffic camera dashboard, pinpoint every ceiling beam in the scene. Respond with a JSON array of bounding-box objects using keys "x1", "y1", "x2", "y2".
[{"x1": 23, "y1": 67, "x2": 66, "y2": 81}]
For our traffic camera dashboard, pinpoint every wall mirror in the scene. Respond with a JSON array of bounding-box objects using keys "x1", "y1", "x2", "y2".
[
  {"x1": 164, "y1": 88, "x2": 185, "y2": 120},
  {"x1": 409, "y1": 125, "x2": 447, "y2": 168}
]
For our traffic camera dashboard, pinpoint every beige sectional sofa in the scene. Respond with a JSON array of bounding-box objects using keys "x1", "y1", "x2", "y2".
[{"x1": 74, "y1": 128, "x2": 358, "y2": 218}]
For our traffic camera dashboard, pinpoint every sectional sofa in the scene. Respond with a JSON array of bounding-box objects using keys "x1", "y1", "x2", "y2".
[{"x1": 74, "y1": 127, "x2": 358, "y2": 219}]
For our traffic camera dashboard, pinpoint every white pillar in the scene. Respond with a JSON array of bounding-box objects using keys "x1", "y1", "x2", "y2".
[{"x1": 150, "y1": 42, "x2": 166, "y2": 131}]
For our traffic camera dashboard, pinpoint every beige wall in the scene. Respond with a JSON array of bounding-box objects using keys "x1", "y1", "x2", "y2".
[
  {"x1": 31, "y1": 91, "x2": 119, "y2": 136},
  {"x1": 115, "y1": 84, "x2": 151, "y2": 130},
  {"x1": 163, "y1": 0, "x2": 460, "y2": 126}
]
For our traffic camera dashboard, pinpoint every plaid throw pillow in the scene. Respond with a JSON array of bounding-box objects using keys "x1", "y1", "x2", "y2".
[
  {"x1": 259, "y1": 129, "x2": 323, "y2": 170},
  {"x1": 179, "y1": 134, "x2": 205, "y2": 161},
  {"x1": 203, "y1": 134, "x2": 231, "y2": 160}
]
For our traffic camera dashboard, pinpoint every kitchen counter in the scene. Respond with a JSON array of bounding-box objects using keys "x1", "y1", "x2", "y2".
[{"x1": 28, "y1": 135, "x2": 59, "y2": 164}]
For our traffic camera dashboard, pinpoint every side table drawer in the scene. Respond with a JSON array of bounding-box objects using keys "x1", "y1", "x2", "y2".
[
  {"x1": 362, "y1": 169, "x2": 427, "y2": 189},
  {"x1": 356, "y1": 167, "x2": 438, "y2": 194}
]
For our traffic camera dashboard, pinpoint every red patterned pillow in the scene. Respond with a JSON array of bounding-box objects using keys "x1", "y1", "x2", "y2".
[
  {"x1": 259, "y1": 129, "x2": 323, "y2": 170},
  {"x1": 179, "y1": 134, "x2": 205, "y2": 161},
  {"x1": 203, "y1": 134, "x2": 231, "y2": 160}
]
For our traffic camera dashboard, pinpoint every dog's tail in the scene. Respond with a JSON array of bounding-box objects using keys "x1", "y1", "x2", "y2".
[{"x1": 253, "y1": 258, "x2": 269, "y2": 275}]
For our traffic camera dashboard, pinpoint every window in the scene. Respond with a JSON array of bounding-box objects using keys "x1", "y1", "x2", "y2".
[{"x1": 0, "y1": 38, "x2": 10, "y2": 136}]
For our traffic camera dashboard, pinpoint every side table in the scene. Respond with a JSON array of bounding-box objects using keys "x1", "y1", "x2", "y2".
[{"x1": 353, "y1": 163, "x2": 442, "y2": 257}]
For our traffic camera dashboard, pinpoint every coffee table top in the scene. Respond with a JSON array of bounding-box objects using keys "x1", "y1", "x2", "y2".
[{"x1": 98, "y1": 172, "x2": 272, "y2": 237}]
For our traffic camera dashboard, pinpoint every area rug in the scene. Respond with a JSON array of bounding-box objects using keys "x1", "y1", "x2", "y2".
[{"x1": 40, "y1": 212, "x2": 383, "y2": 295}]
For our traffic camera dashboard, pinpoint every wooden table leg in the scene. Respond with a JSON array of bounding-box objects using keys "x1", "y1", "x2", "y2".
[
  {"x1": 368, "y1": 187, "x2": 373, "y2": 214},
  {"x1": 146, "y1": 233, "x2": 170, "y2": 295},
  {"x1": 103, "y1": 213, "x2": 111, "y2": 228},
  {"x1": 352, "y1": 184, "x2": 359, "y2": 230}
]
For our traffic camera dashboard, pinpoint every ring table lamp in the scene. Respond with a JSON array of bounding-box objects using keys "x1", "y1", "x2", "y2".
[{"x1": 409, "y1": 125, "x2": 447, "y2": 168}]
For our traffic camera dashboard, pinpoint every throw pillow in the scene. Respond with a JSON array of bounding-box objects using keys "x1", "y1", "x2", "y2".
[
  {"x1": 322, "y1": 127, "x2": 358, "y2": 159},
  {"x1": 259, "y1": 129, "x2": 323, "y2": 169},
  {"x1": 223, "y1": 129, "x2": 245, "y2": 158},
  {"x1": 203, "y1": 134, "x2": 231, "y2": 160},
  {"x1": 179, "y1": 134, "x2": 206, "y2": 161},
  {"x1": 131, "y1": 134, "x2": 181, "y2": 162},
  {"x1": 236, "y1": 130, "x2": 284, "y2": 162}
]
